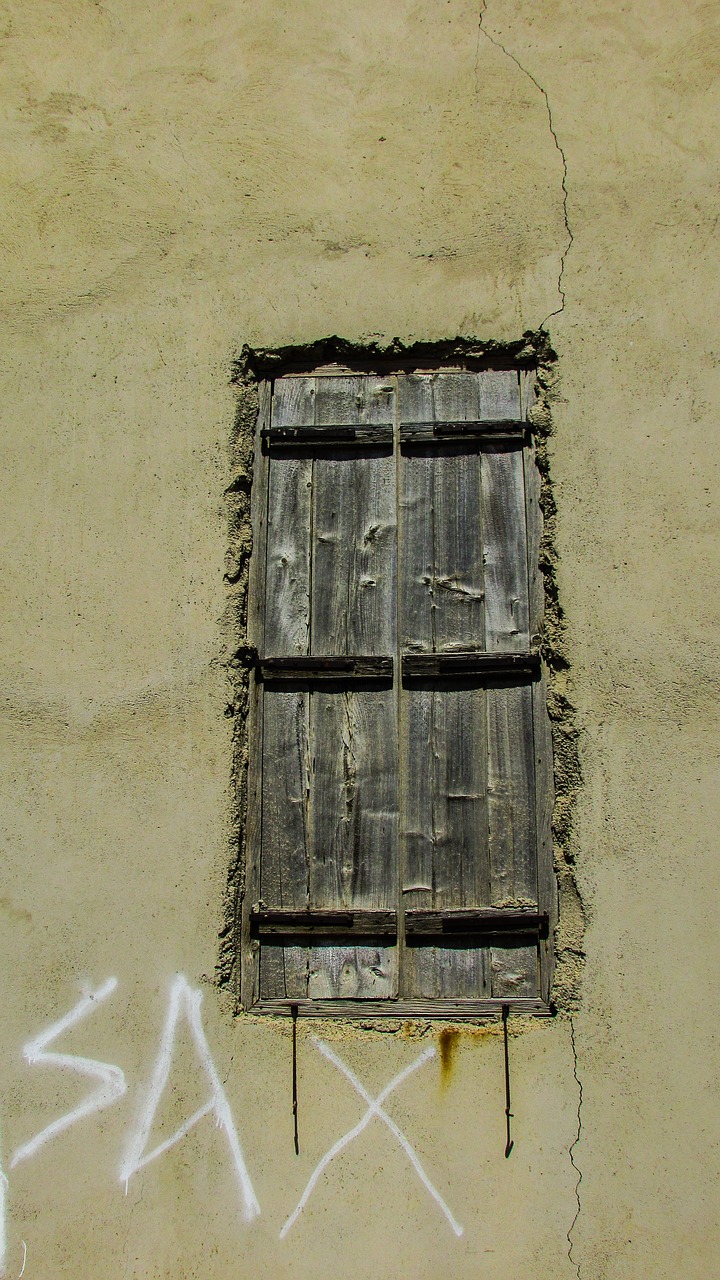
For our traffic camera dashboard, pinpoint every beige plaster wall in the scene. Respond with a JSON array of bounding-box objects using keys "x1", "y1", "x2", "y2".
[{"x1": 0, "y1": 1, "x2": 717, "y2": 1277}]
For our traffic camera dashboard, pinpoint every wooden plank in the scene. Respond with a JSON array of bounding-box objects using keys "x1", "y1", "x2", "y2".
[
  {"x1": 405, "y1": 908, "x2": 546, "y2": 937},
  {"x1": 308, "y1": 686, "x2": 398, "y2": 996},
  {"x1": 402, "y1": 652, "x2": 538, "y2": 678},
  {"x1": 482, "y1": 444, "x2": 530, "y2": 652},
  {"x1": 309, "y1": 689, "x2": 397, "y2": 906},
  {"x1": 486, "y1": 683, "x2": 537, "y2": 903},
  {"x1": 479, "y1": 378, "x2": 537, "y2": 996},
  {"x1": 307, "y1": 946, "x2": 397, "y2": 999},
  {"x1": 523, "y1": 435, "x2": 544, "y2": 642},
  {"x1": 400, "y1": 420, "x2": 524, "y2": 443},
  {"x1": 478, "y1": 369, "x2": 521, "y2": 421},
  {"x1": 523, "y1": 426, "x2": 556, "y2": 1000},
  {"x1": 402, "y1": 685, "x2": 491, "y2": 998},
  {"x1": 260, "y1": 655, "x2": 392, "y2": 681},
  {"x1": 533, "y1": 670, "x2": 556, "y2": 1002},
  {"x1": 241, "y1": 382, "x2": 272, "y2": 1010},
  {"x1": 264, "y1": 376, "x2": 315, "y2": 657},
  {"x1": 399, "y1": 374, "x2": 486, "y2": 653},
  {"x1": 260, "y1": 689, "x2": 311, "y2": 998},
  {"x1": 251, "y1": 908, "x2": 397, "y2": 937},
  {"x1": 252, "y1": 996, "x2": 552, "y2": 1019},
  {"x1": 263, "y1": 422, "x2": 392, "y2": 447},
  {"x1": 298, "y1": 376, "x2": 398, "y2": 998},
  {"x1": 491, "y1": 943, "x2": 539, "y2": 999},
  {"x1": 311, "y1": 377, "x2": 396, "y2": 657}
]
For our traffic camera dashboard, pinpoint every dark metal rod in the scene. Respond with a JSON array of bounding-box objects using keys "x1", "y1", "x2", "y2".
[
  {"x1": 291, "y1": 1003, "x2": 299, "y2": 1155},
  {"x1": 502, "y1": 1004, "x2": 514, "y2": 1157}
]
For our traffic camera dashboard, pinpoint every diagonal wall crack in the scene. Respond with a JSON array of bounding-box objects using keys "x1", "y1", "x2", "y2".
[
  {"x1": 567, "y1": 1017, "x2": 584, "y2": 1278},
  {"x1": 476, "y1": 2, "x2": 574, "y2": 327}
]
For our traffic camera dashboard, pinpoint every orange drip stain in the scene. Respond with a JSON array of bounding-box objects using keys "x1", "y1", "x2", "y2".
[{"x1": 438, "y1": 1029, "x2": 461, "y2": 1087}]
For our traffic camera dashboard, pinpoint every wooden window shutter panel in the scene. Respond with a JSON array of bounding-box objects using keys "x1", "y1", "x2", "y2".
[
  {"x1": 398, "y1": 371, "x2": 539, "y2": 1001},
  {"x1": 245, "y1": 365, "x2": 553, "y2": 1015},
  {"x1": 258, "y1": 375, "x2": 399, "y2": 1003}
]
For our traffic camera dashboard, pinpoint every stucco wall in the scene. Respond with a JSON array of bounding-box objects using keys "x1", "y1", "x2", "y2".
[{"x1": 1, "y1": 2, "x2": 718, "y2": 1277}]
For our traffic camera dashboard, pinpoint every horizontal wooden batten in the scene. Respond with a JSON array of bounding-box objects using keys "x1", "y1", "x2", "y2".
[
  {"x1": 258, "y1": 655, "x2": 393, "y2": 682},
  {"x1": 405, "y1": 907, "x2": 549, "y2": 940},
  {"x1": 262, "y1": 423, "x2": 393, "y2": 448},
  {"x1": 402, "y1": 651, "x2": 540, "y2": 679},
  {"x1": 400, "y1": 419, "x2": 527, "y2": 443},
  {"x1": 252, "y1": 998, "x2": 553, "y2": 1020},
  {"x1": 250, "y1": 907, "x2": 397, "y2": 939}
]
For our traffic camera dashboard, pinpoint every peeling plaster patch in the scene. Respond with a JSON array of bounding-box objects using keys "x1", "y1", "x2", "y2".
[{"x1": 477, "y1": 2, "x2": 574, "y2": 328}]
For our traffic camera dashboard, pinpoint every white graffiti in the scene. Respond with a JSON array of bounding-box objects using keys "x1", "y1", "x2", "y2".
[
  {"x1": 0, "y1": 1153, "x2": 7, "y2": 1276},
  {"x1": 280, "y1": 1038, "x2": 463, "y2": 1239},
  {"x1": 119, "y1": 975, "x2": 259, "y2": 1223},
  {"x1": 10, "y1": 978, "x2": 126, "y2": 1169}
]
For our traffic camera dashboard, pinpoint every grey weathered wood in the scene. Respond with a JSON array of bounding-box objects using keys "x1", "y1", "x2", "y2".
[
  {"x1": 251, "y1": 907, "x2": 397, "y2": 937},
  {"x1": 260, "y1": 655, "x2": 392, "y2": 681},
  {"x1": 311, "y1": 450, "x2": 396, "y2": 656},
  {"x1": 402, "y1": 652, "x2": 539, "y2": 678},
  {"x1": 263, "y1": 422, "x2": 393, "y2": 446},
  {"x1": 400, "y1": 419, "x2": 525, "y2": 443},
  {"x1": 523, "y1": 438, "x2": 544, "y2": 645},
  {"x1": 402, "y1": 684, "x2": 491, "y2": 998},
  {"x1": 491, "y1": 944, "x2": 539, "y2": 999},
  {"x1": 481, "y1": 428, "x2": 538, "y2": 994},
  {"x1": 405, "y1": 908, "x2": 546, "y2": 937},
  {"x1": 241, "y1": 382, "x2": 272, "y2": 1010},
  {"x1": 482, "y1": 445, "x2": 530, "y2": 652},
  {"x1": 307, "y1": 945, "x2": 397, "y2": 999},
  {"x1": 309, "y1": 689, "x2": 397, "y2": 905},
  {"x1": 251, "y1": 367, "x2": 553, "y2": 1009},
  {"x1": 399, "y1": 375, "x2": 485, "y2": 653},
  {"x1": 261, "y1": 690, "x2": 311, "y2": 908},
  {"x1": 519, "y1": 367, "x2": 537, "y2": 424},
  {"x1": 533, "y1": 670, "x2": 556, "y2": 1001},
  {"x1": 264, "y1": 375, "x2": 315, "y2": 657},
  {"x1": 253, "y1": 996, "x2": 551, "y2": 1018}
]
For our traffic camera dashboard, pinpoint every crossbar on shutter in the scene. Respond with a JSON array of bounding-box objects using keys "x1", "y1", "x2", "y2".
[
  {"x1": 250, "y1": 908, "x2": 397, "y2": 939},
  {"x1": 405, "y1": 908, "x2": 548, "y2": 939},
  {"x1": 259, "y1": 656, "x2": 393, "y2": 683},
  {"x1": 402, "y1": 652, "x2": 540, "y2": 679},
  {"x1": 263, "y1": 423, "x2": 393, "y2": 448},
  {"x1": 400, "y1": 419, "x2": 526, "y2": 443}
]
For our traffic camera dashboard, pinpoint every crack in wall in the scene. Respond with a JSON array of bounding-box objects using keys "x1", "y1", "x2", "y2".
[
  {"x1": 477, "y1": 1, "x2": 574, "y2": 328},
  {"x1": 567, "y1": 1016, "x2": 584, "y2": 1278}
]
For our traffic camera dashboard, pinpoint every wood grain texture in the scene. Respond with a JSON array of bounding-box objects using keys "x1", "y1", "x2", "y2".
[{"x1": 252, "y1": 369, "x2": 552, "y2": 1008}]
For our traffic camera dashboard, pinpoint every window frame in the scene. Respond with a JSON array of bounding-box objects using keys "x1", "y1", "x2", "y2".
[{"x1": 240, "y1": 361, "x2": 556, "y2": 1019}]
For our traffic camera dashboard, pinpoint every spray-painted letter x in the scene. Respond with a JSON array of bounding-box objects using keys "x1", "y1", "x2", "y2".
[{"x1": 280, "y1": 1038, "x2": 463, "y2": 1239}]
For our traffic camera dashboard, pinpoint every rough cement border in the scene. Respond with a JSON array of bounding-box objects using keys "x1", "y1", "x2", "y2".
[{"x1": 217, "y1": 332, "x2": 585, "y2": 1021}]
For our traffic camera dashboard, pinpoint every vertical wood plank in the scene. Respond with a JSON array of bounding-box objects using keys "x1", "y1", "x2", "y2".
[
  {"x1": 264, "y1": 457, "x2": 312, "y2": 656},
  {"x1": 491, "y1": 943, "x2": 539, "y2": 998},
  {"x1": 403, "y1": 686, "x2": 490, "y2": 998},
  {"x1": 523, "y1": 438, "x2": 544, "y2": 644},
  {"x1": 482, "y1": 445, "x2": 530, "y2": 652},
  {"x1": 260, "y1": 689, "x2": 312, "y2": 997},
  {"x1": 312, "y1": 377, "x2": 396, "y2": 656},
  {"x1": 477, "y1": 369, "x2": 521, "y2": 421},
  {"x1": 481, "y1": 372, "x2": 536, "y2": 995},
  {"x1": 307, "y1": 945, "x2": 397, "y2": 999},
  {"x1": 533, "y1": 671, "x2": 556, "y2": 1002},
  {"x1": 432, "y1": 451, "x2": 484, "y2": 651},
  {"x1": 242, "y1": 382, "x2": 271, "y2": 1009}
]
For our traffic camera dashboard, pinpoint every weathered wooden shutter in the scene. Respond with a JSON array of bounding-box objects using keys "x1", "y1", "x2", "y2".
[
  {"x1": 398, "y1": 371, "x2": 544, "y2": 1001},
  {"x1": 248, "y1": 375, "x2": 399, "y2": 1002},
  {"x1": 245, "y1": 367, "x2": 554, "y2": 1014}
]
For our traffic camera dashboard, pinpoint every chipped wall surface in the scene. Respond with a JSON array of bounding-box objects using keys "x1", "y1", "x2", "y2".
[{"x1": 0, "y1": 1, "x2": 718, "y2": 1277}]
